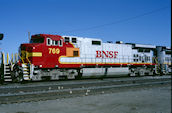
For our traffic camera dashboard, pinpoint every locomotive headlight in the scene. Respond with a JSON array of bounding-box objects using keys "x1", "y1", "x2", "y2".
[
  {"x1": 33, "y1": 47, "x2": 35, "y2": 49},
  {"x1": 39, "y1": 65, "x2": 42, "y2": 67}
]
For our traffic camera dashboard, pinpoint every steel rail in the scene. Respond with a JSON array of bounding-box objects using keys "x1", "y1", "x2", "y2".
[
  {"x1": 0, "y1": 76, "x2": 170, "y2": 89},
  {"x1": 0, "y1": 80, "x2": 170, "y2": 97},
  {"x1": 0, "y1": 78, "x2": 170, "y2": 104}
]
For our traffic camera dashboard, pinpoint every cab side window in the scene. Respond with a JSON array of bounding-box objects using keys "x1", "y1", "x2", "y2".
[
  {"x1": 47, "y1": 38, "x2": 62, "y2": 46},
  {"x1": 47, "y1": 38, "x2": 51, "y2": 46},
  {"x1": 55, "y1": 41, "x2": 58, "y2": 46},
  {"x1": 73, "y1": 51, "x2": 79, "y2": 57},
  {"x1": 65, "y1": 37, "x2": 70, "y2": 43},
  {"x1": 72, "y1": 38, "x2": 77, "y2": 43},
  {"x1": 59, "y1": 39, "x2": 63, "y2": 46},
  {"x1": 52, "y1": 40, "x2": 55, "y2": 45}
]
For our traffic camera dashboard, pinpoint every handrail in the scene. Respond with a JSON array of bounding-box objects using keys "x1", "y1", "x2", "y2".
[
  {"x1": 7, "y1": 53, "x2": 13, "y2": 66},
  {"x1": 154, "y1": 57, "x2": 160, "y2": 66},
  {"x1": 6, "y1": 53, "x2": 9, "y2": 64},
  {"x1": 11, "y1": 53, "x2": 14, "y2": 64},
  {"x1": 18, "y1": 53, "x2": 24, "y2": 63},
  {"x1": 15, "y1": 53, "x2": 18, "y2": 63},
  {"x1": 153, "y1": 57, "x2": 161, "y2": 73},
  {"x1": 1, "y1": 52, "x2": 28, "y2": 65},
  {"x1": 26, "y1": 52, "x2": 31, "y2": 65}
]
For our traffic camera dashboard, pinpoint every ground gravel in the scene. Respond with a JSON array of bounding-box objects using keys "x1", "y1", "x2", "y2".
[{"x1": 0, "y1": 85, "x2": 170, "y2": 113}]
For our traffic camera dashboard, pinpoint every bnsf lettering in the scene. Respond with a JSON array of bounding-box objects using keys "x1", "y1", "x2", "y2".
[{"x1": 96, "y1": 51, "x2": 118, "y2": 58}]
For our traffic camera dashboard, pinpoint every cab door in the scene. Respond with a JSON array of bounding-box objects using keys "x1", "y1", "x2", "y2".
[{"x1": 44, "y1": 38, "x2": 60, "y2": 68}]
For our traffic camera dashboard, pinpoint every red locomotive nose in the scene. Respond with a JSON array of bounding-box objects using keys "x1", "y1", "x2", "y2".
[
  {"x1": 19, "y1": 44, "x2": 43, "y2": 65},
  {"x1": 18, "y1": 34, "x2": 64, "y2": 68}
]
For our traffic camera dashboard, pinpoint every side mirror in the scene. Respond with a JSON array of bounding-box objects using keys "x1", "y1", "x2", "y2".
[{"x1": 0, "y1": 33, "x2": 4, "y2": 40}]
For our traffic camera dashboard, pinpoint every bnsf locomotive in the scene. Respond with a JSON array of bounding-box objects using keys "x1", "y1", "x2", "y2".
[{"x1": 0, "y1": 34, "x2": 171, "y2": 82}]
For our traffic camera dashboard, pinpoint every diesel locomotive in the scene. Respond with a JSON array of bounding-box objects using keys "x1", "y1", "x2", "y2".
[{"x1": 0, "y1": 34, "x2": 171, "y2": 82}]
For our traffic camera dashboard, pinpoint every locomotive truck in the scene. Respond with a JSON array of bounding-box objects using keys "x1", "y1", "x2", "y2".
[{"x1": 0, "y1": 34, "x2": 171, "y2": 82}]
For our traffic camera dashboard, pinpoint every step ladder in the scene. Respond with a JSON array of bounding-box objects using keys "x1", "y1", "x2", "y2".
[
  {"x1": 162, "y1": 64, "x2": 167, "y2": 75},
  {"x1": 22, "y1": 63, "x2": 31, "y2": 80},
  {"x1": 3, "y1": 64, "x2": 12, "y2": 82},
  {"x1": 1, "y1": 53, "x2": 17, "y2": 83},
  {"x1": 155, "y1": 65, "x2": 160, "y2": 74},
  {"x1": 154, "y1": 58, "x2": 161, "y2": 75}
]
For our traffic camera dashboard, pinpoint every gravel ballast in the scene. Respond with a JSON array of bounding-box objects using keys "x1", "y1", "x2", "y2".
[{"x1": 0, "y1": 84, "x2": 170, "y2": 113}]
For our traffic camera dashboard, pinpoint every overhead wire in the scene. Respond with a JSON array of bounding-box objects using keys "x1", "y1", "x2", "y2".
[{"x1": 60, "y1": 6, "x2": 170, "y2": 33}]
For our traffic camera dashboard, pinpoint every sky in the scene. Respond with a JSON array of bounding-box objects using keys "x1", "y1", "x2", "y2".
[{"x1": 0, "y1": 0, "x2": 171, "y2": 54}]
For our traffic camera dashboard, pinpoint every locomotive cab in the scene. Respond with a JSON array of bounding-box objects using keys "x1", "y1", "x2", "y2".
[
  {"x1": 19, "y1": 34, "x2": 64, "y2": 68},
  {"x1": 19, "y1": 35, "x2": 45, "y2": 66}
]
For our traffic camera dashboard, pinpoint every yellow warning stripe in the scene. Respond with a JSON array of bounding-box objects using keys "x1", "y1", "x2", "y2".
[
  {"x1": 30, "y1": 52, "x2": 42, "y2": 57},
  {"x1": 21, "y1": 51, "x2": 42, "y2": 58}
]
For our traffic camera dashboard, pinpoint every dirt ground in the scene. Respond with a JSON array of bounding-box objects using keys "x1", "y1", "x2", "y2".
[{"x1": 0, "y1": 85, "x2": 171, "y2": 113}]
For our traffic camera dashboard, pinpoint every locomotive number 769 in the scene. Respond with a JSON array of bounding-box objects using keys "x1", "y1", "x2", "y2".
[{"x1": 48, "y1": 48, "x2": 60, "y2": 54}]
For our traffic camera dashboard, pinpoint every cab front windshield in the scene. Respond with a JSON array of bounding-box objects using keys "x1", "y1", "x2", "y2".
[{"x1": 30, "y1": 38, "x2": 44, "y2": 43}]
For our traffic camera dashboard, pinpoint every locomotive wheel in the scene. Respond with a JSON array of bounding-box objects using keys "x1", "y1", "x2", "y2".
[
  {"x1": 138, "y1": 70, "x2": 145, "y2": 76},
  {"x1": 12, "y1": 65, "x2": 24, "y2": 82},
  {"x1": 75, "y1": 69, "x2": 82, "y2": 79},
  {"x1": 16, "y1": 70, "x2": 24, "y2": 83},
  {"x1": 148, "y1": 70, "x2": 154, "y2": 76},
  {"x1": 129, "y1": 71, "x2": 136, "y2": 77}
]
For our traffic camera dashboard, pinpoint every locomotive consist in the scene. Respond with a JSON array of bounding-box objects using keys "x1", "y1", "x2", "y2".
[{"x1": 0, "y1": 34, "x2": 171, "y2": 82}]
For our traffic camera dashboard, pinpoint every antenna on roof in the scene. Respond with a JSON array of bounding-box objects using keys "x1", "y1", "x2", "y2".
[{"x1": 28, "y1": 32, "x2": 31, "y2": 42}]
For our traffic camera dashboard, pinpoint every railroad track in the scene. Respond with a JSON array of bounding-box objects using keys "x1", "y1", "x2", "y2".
[{"x1": 0, "y1": 76, "x2": 171, "y2": 104}]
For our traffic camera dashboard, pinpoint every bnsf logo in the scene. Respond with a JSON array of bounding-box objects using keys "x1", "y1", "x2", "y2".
[{"x1": 96, "y1": 51, "x2": 118, "y2": 58}]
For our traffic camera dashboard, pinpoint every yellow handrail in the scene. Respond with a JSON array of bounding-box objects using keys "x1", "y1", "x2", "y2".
[
  {"x1": 26, "y1": 52, "x2": 31, "y2": 65},
  {"x1": 11, "y1": 53, "x2": 14, "y2": 64},
  {"x1": 15, "y1": 53, "x2": 18, "y2": 63},
  {"x1": 153, "y1": 57, "x2": 159, "y2": 65},
  {"x1": 18, "y1": 53, "x2": 24, "y2": 63},
  {"x1": 7, "y1": 53, "x2": 9, "y2": 64},
  {"x1": 8, "y1": 53, "x2": 13, "y2": 65}
]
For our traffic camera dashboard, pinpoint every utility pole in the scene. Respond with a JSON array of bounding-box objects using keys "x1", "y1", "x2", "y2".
[
  {"x1": 0, "y1": 33, "x2": 3, "y2": 49},
  {"x1": 0, "y1": 33, "x2": 3, "y2": 84},
  {"x1": 0, "y1": 33, "x2": 3, "y2": 40}
]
